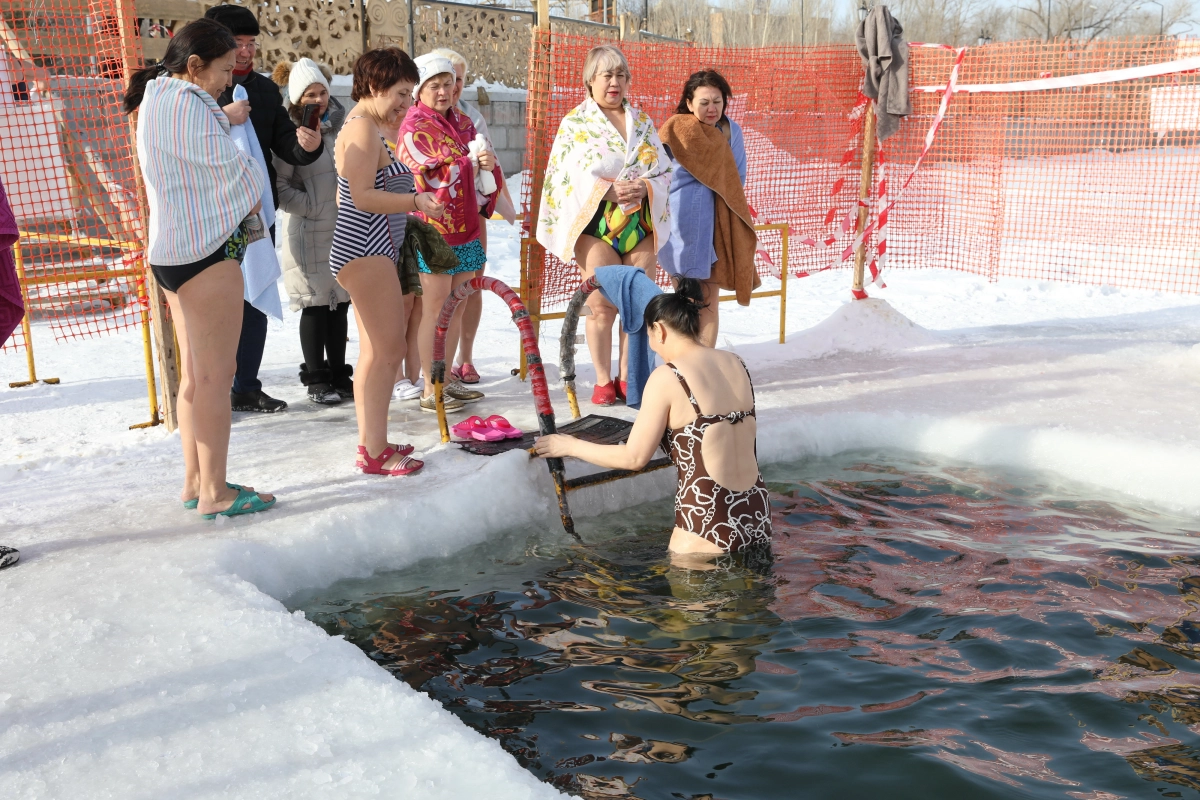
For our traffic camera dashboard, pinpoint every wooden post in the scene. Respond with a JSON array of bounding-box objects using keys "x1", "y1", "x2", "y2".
[
  {"x1": 117, "y1": 0, "x2": 179, "y2": 429},
  {"x1": 778, "y1": 225, "x2": 788, "y2": 343},
  {"x1": 129, "y1": 256, "x2": 163, "y2": 430},
  {"x1": 851, "y1": 101, "x2": 878, "y2": 296},
  {"x1": 519, "y1": 0, "x2": 552, "y2": 381},
  {"x1": 407, "y1": 0, "x2": 415, "y2": 55}
]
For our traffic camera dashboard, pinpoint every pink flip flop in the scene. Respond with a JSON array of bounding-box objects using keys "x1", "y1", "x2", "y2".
[
  {"x1": 484, "y1": 415, "x2": 524, "y2": 440},
  {"x1": 451, "y1": 415, "x2": 504, "y2": 442}
]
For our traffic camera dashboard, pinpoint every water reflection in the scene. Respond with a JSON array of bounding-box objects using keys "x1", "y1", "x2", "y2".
[{"x1": 298, "y1": 455, "x2": 1200, "y2": 799}]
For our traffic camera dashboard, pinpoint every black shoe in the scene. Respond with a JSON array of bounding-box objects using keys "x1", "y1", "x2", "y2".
[
  {"x1": 0, "y1": 546, "x2": 19, "y2": 570},
  {"x1": 231, "y1": 389, "x2": 288, "y2": 413},
  {"x1": 330, "y1": 363, "x2": 353, "y2": 400},
  {"x1": 299, "y1": 363, "x2": 342, "y2": 406}
]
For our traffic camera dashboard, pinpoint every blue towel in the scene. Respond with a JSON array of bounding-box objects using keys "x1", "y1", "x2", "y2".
[
  {"x1": 658, "y1": 119, "x2": 747, "y2": 280},
  {"x1": 595, "y1": 265, "x2": 663, "y2": 409}
]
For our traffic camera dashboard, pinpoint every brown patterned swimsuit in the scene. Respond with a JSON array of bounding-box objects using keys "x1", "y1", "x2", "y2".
[{"x1": 661, "y1": 361, "x2": 773, "y2": 553}]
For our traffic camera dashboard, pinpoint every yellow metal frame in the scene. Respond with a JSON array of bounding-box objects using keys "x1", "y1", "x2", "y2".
[
  {"x1": 8, "y1": 231, "x2": 161, "y2": 429},
  {"x1": 517, "y1": 222, "x2": 791, "y2": 380},
  {"x1": 7, "y1": 241, "x2": 59, "y2": 388}
]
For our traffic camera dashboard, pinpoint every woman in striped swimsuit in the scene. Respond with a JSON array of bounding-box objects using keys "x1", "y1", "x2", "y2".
[
  {"x1": 533, "y1": 277, "x2": 772, "y2": 562},
  {"x1": 331, "y1": 47, "x2": 444, "y2": 476}
]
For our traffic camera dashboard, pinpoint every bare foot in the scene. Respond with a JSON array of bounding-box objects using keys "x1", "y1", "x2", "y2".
[{"x1": 183, "y1": 481, "x2": 253, "y2": 505}]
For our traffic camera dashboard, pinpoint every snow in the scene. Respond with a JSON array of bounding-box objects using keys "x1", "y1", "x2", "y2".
[{"x1": 3, "y1": 214, "x2": 1200, "y2": 798}]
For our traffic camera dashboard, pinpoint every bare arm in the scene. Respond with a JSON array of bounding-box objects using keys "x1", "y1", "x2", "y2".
[
  {"x1": 337, "y1": 118, "x2": 444, "y2": 217},
  {"x1": 534, "y1": 368, "x2": 674, "y2": 470}
]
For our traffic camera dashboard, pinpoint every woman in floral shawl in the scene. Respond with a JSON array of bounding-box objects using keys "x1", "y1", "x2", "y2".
[
  {"x1": 397, "y1": 53, "x2": 502, "y2": 413},
  {"x1": 535, "y1": 44, "x2": 672, "y2": 407}
]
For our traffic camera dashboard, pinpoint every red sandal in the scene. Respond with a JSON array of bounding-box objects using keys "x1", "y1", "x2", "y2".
[
  {"x1": 356, "y1": 443, "x2": 413, "y2": 468},
  {"x1": 360, "y1": 445, "x2": 423, "y2": 476}
]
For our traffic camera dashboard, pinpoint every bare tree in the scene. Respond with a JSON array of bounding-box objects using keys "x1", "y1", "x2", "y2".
[
  {"x1": 1014, "y1": 0, "x2": 1192, "y2": 40},
  {"x1": 643, "y1": 0, "x2": 837, "y2": 46}
]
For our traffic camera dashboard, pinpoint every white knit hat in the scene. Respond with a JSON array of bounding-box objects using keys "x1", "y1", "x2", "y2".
[
  {"x1": 414, "y1": 53, "x2": 455, "y2": 93},
  {"x1": 287, "y1": 57, "x2": 329, "y2": 106}
]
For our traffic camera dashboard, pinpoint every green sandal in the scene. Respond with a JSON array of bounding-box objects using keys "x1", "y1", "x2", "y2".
[
  {"x1": 183, "y1": 482, "x2": 243, "y2": 510},
  {"x1": 200, "y1": 486, "x2": 276, "y2": 520}
]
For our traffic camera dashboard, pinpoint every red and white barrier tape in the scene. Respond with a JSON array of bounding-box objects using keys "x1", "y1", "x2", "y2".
[
  {"x1": 914, "y1": 54, "x2": 1200, "y2": 94},
  {"x1": 792, "y1": 45, "x2": 1200, "y2": 298}
]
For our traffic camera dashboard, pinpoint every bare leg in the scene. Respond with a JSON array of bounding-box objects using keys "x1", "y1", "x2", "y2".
[
  {"x1": 170, "y1": 260, "x2": 271, "y2": 514},
  {"x1": 668, "y1": 527, "x2": 726, "y2": 554},
  {"x1": 171, "y1": 289, "x2": 200, "y2": 504},
  {"x1": 698, "y1": 278, "x2": 721, "y2": 348},
  {"x1": 455, "y1": 221, "x2": 486, "y2": 369},
  {"x1": 337, "y1": 256, "x2": 408, "y2": 467},
  {"x1": 417, "y1": 271, "x2": 474, "y2": 397},
  {"x1": 574, "y1": 234, "x2": 623, "y2": 386}
]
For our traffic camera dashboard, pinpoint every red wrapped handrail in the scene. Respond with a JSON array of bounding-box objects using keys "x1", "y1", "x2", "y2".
[{"x1": 431, "y1": 275, "x2": 575, "y2": 536}]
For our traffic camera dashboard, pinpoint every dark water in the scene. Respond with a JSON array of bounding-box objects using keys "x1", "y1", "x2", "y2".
[{"x1": 289, "y1": 453, "x2": 1200, "y2": 799}]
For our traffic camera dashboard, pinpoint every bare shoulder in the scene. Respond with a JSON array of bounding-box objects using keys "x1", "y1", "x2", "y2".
[
  {"x1": 713, "y1": 349, "x2": 754, "y2": 399},
  {"x1": 338, "y1": 114, "x2": 379, "y2": 143}
]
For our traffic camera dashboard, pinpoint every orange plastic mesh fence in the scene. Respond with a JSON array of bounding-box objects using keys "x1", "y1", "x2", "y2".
[
  {"x1": 522, "y1": 32, "x2": 1200, "y2": 315},
  {"x1": 1, "y1": 0, "x2": 146, "y2": 353}
]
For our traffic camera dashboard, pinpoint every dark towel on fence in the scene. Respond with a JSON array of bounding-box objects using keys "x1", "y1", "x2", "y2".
[
  {"x1": 856, "y1": 5, "x2": 911, "y2": 142},
  {"x1": 595, "y1": 264, "x2": 662, "y2": 410},
  {"x1": 0, "y1": 176, "x2": 23, "y2": 343},
  {"x1": 397, "y1": 215, "x2": 459, "y2": 295}
]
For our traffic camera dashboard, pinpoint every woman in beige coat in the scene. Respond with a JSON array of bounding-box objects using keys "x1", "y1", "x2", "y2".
[{"x1": 273, "y1": 58, "x2": 352, "y2": 405}]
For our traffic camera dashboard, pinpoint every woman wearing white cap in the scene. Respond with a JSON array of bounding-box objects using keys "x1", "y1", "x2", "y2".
[
  {"x1": 272, "y1": 57, "x2": 353, "y2": 406},
  {"x1": 397, "y1": 53, "x2": 503, "y2": 414}
]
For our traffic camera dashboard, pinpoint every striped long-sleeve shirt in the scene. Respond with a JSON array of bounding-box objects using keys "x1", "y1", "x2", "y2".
[{"x1": 137, "y1": 77, "x2": 264, "y2": 266}]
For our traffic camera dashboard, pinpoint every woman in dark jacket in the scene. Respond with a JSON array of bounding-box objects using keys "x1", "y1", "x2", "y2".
[{"x1": 273, "y1": 58, "x2": 352, "y2": 405}]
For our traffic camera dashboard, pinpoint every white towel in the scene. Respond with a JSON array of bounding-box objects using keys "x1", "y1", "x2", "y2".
[
  {"x1": 468, "y1": 134, "x2": 497, "y2": 196},
  {"x1": 228, "y1": 84, "x2": 283, "y2": 320}
]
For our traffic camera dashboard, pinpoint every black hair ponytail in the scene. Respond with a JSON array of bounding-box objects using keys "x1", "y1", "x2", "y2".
[
  {"x1": 123, "y1": 18, "x2": 236, "y2": 114},
  {"x1": 644, "y1": 276, "x2": 707, "y2": 340}
]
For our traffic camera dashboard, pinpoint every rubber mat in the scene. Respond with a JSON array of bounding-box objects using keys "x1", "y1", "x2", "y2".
[{"x1": 455, "y1": 414, "x2": 635, "y2": 456}]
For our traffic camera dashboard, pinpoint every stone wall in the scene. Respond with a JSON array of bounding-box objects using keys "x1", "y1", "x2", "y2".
[{"x1": 328, "y1": 76, "x2": 527, "y2": 177}]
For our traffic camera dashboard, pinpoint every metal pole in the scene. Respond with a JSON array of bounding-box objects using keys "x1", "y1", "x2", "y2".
[
  {"x1": 15, "y1": 243, "x2": 37, "y2": 387},
  {"x1": 1047, "y1": 0, "x2": 1052, "y2": 40}
]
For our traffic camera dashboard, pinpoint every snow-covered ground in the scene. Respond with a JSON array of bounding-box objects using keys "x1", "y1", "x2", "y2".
[{"x1": 3, "y1": 214, "x2": 1200, "y2": 798}]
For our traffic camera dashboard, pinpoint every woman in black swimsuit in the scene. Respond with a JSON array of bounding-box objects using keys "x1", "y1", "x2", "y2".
[{"x1": 534, "y1": 278, "x2": 772, "y2": 556}]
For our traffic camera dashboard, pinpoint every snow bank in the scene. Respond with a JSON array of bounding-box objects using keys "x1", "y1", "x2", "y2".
[
  {"x1": 738, "y1": 298, "x2": 941, "y2": 363},
  {"x1": 757, "y1": 411, "x2": 1200, "y2": 516}
]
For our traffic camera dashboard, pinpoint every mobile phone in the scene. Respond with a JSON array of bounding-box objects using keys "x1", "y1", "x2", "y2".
[{"x1": 300, "y1": 103, "x2": 321, "y2": 131}]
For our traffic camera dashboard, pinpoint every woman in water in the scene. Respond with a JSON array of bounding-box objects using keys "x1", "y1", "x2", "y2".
[{"x1": 533, "y1": 278, "x2": 772, "y2": 556}]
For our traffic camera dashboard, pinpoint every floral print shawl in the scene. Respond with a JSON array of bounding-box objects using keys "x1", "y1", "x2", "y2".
[
  {"x1": 398, "y1": 101, "x2": 501, "y2": 246},
  {"x1": 536, "y1": 97, "x2": 672, "y2": 262}
]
